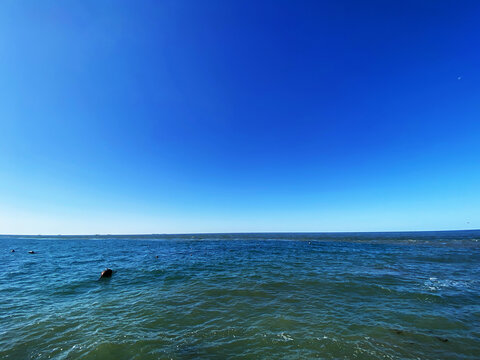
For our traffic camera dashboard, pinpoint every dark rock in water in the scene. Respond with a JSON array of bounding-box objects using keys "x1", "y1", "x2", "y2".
[
  {"x1": 436, "y1": 337, "x2": 449, "y2": 343},
  {"x1": 155, "y1": 255, "x2": 159, "y2": 259},
  {"x1": 28, "y1": 251, "x2": 35, "y2": 254},
  {"x1": 100, "y1": 268, "x2": 113, "y2": 278},
  {"x1": 394, "y1": 329, "x2": 404, "y2": 335},
  {"x1": 11, "y1": 249, "x2": 15, "y2": 252}
]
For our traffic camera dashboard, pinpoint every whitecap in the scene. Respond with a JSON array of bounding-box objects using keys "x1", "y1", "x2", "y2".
[{"x1": 278, "y1": 332, "x2": 293, "y2": 342}]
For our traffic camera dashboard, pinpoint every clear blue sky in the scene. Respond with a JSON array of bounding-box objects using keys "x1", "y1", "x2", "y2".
[{"x1": 1, "y1": 0, "x2": 479, "y2": 234}]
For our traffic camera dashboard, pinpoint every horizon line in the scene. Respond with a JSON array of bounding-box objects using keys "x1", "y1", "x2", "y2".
[{"x1": 1, "y1": 228, "x2": 479, "y2": 237}]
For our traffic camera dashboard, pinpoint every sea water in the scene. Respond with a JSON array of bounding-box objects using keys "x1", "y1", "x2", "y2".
[{"x1": 1, "y1": 231, "x2": 479, "y2": 359}]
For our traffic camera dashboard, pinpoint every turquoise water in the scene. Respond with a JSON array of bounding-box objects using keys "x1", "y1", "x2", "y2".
[{"x1": 1, "y1": 231, "x2": 479, "y2": 359}]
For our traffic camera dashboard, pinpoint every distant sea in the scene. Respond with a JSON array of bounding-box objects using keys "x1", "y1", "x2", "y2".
[{"x1": 1, "y1": 231, "x2": 479, "y2": 359}]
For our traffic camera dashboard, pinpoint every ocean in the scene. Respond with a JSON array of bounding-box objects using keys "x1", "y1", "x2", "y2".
[{"x1": 1, "y1": 231, "x2": 479, "y2": 359}]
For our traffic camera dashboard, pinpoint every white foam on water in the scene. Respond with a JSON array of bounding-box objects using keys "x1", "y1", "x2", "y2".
[{"x1": 278, "y1": 332, "x2": 293, "y2": 342}]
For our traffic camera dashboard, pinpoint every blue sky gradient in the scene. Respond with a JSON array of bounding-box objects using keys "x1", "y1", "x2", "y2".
[{"x1": 1, "y1": 0, "x2": 479, "y2": 234}]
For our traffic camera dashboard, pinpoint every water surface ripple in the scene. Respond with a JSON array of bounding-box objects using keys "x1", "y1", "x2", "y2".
[{"x1": 1, "y1": 231, "x2": 479, "y2": 359}]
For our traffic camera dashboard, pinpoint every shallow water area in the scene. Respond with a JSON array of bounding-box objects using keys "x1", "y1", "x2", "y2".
[{"x1": 1, "y1": 231, "x2": 479, "y2": 359}]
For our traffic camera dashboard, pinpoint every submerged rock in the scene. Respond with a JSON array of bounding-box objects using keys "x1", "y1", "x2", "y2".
[{"x1": 100, "y1": 268, "x2": 113, "y2": 279}]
